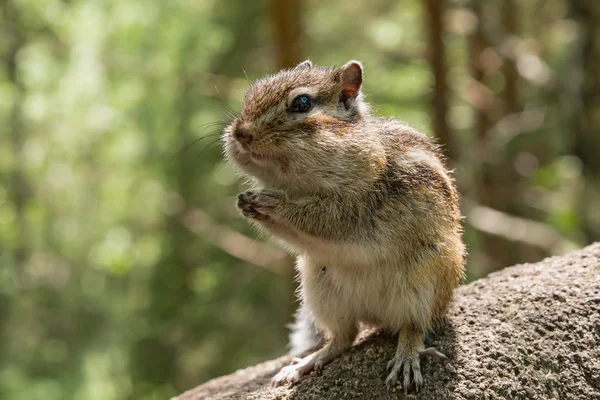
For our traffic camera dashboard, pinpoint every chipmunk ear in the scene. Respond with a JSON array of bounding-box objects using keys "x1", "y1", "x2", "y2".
[
  {"x1": 295, "y1": 60, "x2": 313, "y2": 70},
  {"x1": 339, "y1": 60, "x2": 363, "y2": 109}
]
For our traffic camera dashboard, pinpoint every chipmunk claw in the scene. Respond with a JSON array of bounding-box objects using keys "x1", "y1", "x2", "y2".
[
  {"x1": 314, "y1": 359, "x2": 324, "y2": 375},
  {"x1": 420, "y1": 347, "x2": 448, "y2": 361},
  {"x1": 236, "y1": 189, "x2": 285, "y2": 220},
  {"x1": 385, "y1": 347, "x2": 446, "y2": 392},
  {"x1": 236, "y1": 191, "x2": 263, "y2": 219},
  {"x1": 386, "y1": 357, "x2": 396, "y2": 372},
  {"x1": 271, "y1": 364, "x2": 302, "y2": 387},
  {"x1": 271, "y1": 356, "x2": 313, "y2": 387},
  {"x1": 385, "y1": 355, "x2": 422, "y2": 393},
  {"x1": 385, "y1": 355, "x2": 423, "y2": 393}
]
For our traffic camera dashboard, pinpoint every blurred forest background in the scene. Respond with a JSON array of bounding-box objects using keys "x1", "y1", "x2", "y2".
[{"x1": 1, "y1": 0, "x2": 599, "y2": 399}]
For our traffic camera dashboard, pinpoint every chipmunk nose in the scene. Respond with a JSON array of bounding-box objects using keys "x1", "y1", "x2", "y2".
[{"x1": 233, "y1": 126, "x2": 253, "y2": 145}]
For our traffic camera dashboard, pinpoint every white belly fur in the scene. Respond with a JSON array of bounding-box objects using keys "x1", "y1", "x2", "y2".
[{"x1": 297, "y1": 247, "x2": 436, "y2": 334}]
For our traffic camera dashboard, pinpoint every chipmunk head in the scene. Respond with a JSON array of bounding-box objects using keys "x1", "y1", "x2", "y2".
[{"x1": 224, "y1": 60, "x2": 378, "y2": 192}]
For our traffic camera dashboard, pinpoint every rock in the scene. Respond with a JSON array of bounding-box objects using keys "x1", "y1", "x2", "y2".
[{"x1": 173, "y1": 244, "x2": 600, "y2": 400}]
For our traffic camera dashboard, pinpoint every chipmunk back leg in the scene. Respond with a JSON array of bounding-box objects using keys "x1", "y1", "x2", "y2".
[
  {"x1": 384, "y1": 325, "x2": 447, "y2": 393},
  {"x1": 272, "y1": 316, "x2": 358, "y2": 386}
]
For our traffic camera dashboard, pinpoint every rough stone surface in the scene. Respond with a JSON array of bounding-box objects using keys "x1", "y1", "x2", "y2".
[{"x1": 175, "y1": 244, "x2": 600, "y2": 400}]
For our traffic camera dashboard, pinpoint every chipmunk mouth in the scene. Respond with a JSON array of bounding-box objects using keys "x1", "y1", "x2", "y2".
[
  {"x1": 230, "y1": 139, "x2": 275, "y2": 165},
  {"x1": 249, "y1": 152, "x2": 274, "y2": 164}
]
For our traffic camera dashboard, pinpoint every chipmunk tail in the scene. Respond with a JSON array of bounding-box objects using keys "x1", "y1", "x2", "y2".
[{"x1": 287, "y1": 303, "x2": 324, "y2": 356}]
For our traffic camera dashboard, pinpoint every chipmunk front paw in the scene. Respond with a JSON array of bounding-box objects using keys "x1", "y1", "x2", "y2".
[{"x1": 237, "y1": 189, "x2": 285, "y2": 220}]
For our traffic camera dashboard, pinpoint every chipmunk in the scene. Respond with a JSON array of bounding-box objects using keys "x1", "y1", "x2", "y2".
[{"x1": 223, "y1": 59, "x2": 465, "y2": 392}]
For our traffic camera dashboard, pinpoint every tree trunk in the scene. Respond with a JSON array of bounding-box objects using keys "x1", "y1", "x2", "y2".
[
  {"x1": 502, "y1": 0, "x2": 519, "y2": 114},
  {"x1": 423, "y1": 0, "x2": 452, "y2": 159},
  {"x1": 3, "y1": 0, "x2": 30, "y2": 276},
  {"x1": 569, "y1": 0, "x2": 600, "y2": 242},
  {"x1": 269, "y1": 0, "x2": 302, "y2": 69}
]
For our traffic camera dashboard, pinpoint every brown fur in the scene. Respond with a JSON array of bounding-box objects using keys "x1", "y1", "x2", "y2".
[{"x1": 223, "y1": 60, "x2": 466, "y2": 392}]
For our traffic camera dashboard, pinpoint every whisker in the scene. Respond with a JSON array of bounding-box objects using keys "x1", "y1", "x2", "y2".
[
  {"x1": 170, "y1": 131, "x2": 223, "y2": 163},
  {"x1": 196, "y1": 138, "x2": 222, "y2": 161},
  {"x1": 207, "y1": 103, "x2": 236, "y2": 121},
  {"x1": 182, "y1": 133, "x2": 221, "y2": 151},
  {"x1": 207, "y1": 94, "x2": 236, "y2": 119},
  {"x1": 241, "y1": 67, "x2": 250, "y2": 84},
  {"x1": 194, "y1": 121, "x2": 229, "y2": 135},
  {"x1": 211, "y1": 147, "x2": 223, "y2": 170},
  {"x1": 213, "y1": 86, "x2": 238, "y2": 118},
  {"x1": 195, "y1": 121, "x2": 228, "y2": 129}
]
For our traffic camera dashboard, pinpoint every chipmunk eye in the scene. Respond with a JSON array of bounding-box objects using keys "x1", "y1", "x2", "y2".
[{"x1": 290, "y1": 95, "x2": 312, "y2": 113}]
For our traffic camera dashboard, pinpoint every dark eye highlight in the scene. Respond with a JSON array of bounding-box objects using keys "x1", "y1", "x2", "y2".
[{"x1": 289, "y1": 95, "x2": 312, "y2": 113}]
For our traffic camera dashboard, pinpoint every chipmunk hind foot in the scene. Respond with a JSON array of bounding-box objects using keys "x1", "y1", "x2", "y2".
[{"x1": 385, "y1": 327, "x2": 449, "y2": 393}]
